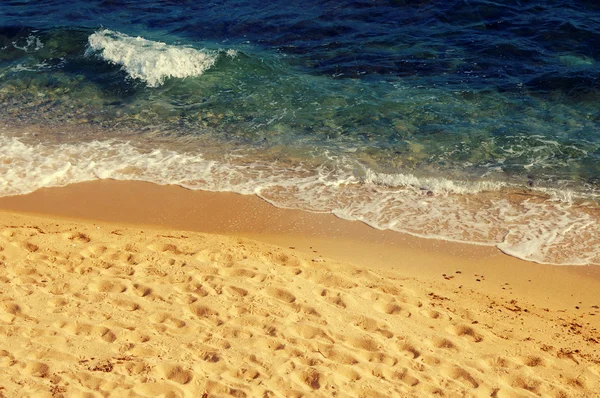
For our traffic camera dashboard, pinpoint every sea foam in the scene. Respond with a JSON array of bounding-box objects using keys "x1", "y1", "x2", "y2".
[
  {"x1": 363, "y1": 169, "x2": 507, "y2": 195},
  {"x1": 12, "y1": 33, "x2": 44, "y2": 52},
  {"x1": 1, "y1": 134, "x2": 599, "y2": 266},
  {"x1": 86, "y1": 29, "x2": 218, "y2": 87}
]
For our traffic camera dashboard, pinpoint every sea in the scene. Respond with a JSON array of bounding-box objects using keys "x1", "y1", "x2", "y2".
[{"x1": 1, "y1": 0, "x2": 599, "y2": 265}]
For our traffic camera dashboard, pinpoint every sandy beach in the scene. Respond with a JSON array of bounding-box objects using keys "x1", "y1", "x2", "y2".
[{"x1": 0, "y1": 180, "x2": 599, "y2": 397}]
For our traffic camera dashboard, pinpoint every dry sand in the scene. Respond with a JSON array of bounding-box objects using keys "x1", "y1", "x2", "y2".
[{"x1": 0, "y1": 181, "x2": 599, "y2": 397}]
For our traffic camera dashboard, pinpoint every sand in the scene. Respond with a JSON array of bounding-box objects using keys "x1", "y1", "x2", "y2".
[{"x1": 0, "y1": 181, "x2": 599, "y2": 397}]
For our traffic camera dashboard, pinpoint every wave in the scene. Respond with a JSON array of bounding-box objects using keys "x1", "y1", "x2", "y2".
[
  {"x1": 363, "y1": 169, "x2": 507, "y2": 195},
  {"x1": 1, "y1": 134, "x2": 599, "y2": 266},
  {"x1": 85, "y1": 29, "x2": 219, "y2": 87}
]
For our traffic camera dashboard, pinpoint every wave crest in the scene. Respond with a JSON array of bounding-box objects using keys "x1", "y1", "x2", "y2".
[
  {"x1": 363, "y1": 169, "x2": 507, "y2": 195},
  {"x1": 86, "y1": 29, "x2": 218, "y2": 87}
]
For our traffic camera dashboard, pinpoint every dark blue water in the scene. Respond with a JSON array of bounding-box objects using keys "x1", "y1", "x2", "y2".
[{"x1": 1, "y1": 0, "x2": 600, "y2": 264}]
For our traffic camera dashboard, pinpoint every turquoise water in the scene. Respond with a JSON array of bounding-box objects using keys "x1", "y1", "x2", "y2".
[{"x1": 1, "y1": 1, "x2": 600, "y2": 264}]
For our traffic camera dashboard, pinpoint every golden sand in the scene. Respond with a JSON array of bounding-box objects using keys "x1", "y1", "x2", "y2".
[{"x1": 0, "y1": 181, "x2": 599, "y2": 397}]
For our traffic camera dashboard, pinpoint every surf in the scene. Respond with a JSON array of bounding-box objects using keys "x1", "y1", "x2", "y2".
[{"x1": 85, "y1": 29, "x2": 219, "y2": 87}]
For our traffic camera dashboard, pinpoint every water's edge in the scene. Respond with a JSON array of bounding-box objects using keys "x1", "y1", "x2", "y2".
[{"x1": 2, "y1": 129, "x2": 599, "y2": 266}]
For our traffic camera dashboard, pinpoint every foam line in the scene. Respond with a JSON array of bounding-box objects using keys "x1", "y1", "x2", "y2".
[{"x1": 1, "y1": 135, "x2": 599, "y2": 266}]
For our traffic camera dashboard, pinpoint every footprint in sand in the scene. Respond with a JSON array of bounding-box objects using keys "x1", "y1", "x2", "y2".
[
  {"x1": 225, "y1": 285, "x2": 248, "y2": 297},
  {"x1": 0, "y1": 350, "x2": 15, "y2": 368},
  {"x1": 89, "y1": 279, "x2": 128, "y2": 293},
  {"x1": 48, "y1": 297, "x2": 70, "y2": 309},
  {"x1": 106, "y1": 247, "x2": 140, "y2": 265},
  {"x1": 60, "y1": 322, "x2": 117, "y2": 343},
  {"x1": 335, "y1": 366, "x2": 361, "y2": 381},
  {"x1": 148, "y1": 243, "x2": 185, "y2": 255},
  {"x1": 376, "y1": 284, "x2": 411, "y2": 302},
  {"x1": 516, "y1": 355, "x2": 546, "y2": 368},
  {"x1": 349, "y1": 315, "x2": 394, "y2": 338},
  {"x1": 23, "y1": 242, "x2": 39, "y2": 252},
  {"x1": 444, "y1": 366, "x2": 480, "y2": 389},
  {"x1": 446, "y1": 324, "x2": 483, "y2": 343},
  {"x1": 66, "y1": 232, "x2": 91, "y2": 243},
  {"x1": 430, "y1": 337, "x2": 457, "y2": 350},
  {"x1": 127, "y1": 330, "x2": 151, "y2": 343},
  {"x1": 131, "y1": 283, "x2": 153, "y2": 297},
  {"x1": 374, "y1": 301, "x2": 412, "y2": 317},
  {"x1": 80, "y1": 244, "x2": 107, "y2": 258},
  {"x1": 265, "y1": 287, "x2": 296, "y2": 303},
  {"x1": 397, "y1": 341, "x2": 421, "y2": 359},
  {"x1": 121, "y1": 360, "x2": 151, "y2": 376},
  {"x1": 306, "y1": 270, "x2": 358, "y2": 289},
  {"x1": 188, "y1": 304, "x2": 219, "y2": 319},
  {"x1": 148, "y1": 312, "x2": 186, "y2": 328},
  {"x1": 2, "y1": 302, "x2": 22, "y2": 316},
  {"x1": 291, "y1": 368, "x2": 321, "y2": 391},
  {"x1": 318, "y1": 289, "x2": 348, "y2": 309},
  {"x1": 179, "y1": 281, "x2": 209, "y2": 298},
  {"x1": 22, "y1": 361, "x2": 50, "y2": 378},
  {"x1": 347, "y1": 335, "x2": 381, "y2": 352},
  {"x1": 112, "y1": 298, "x2": 141, "y2": 311},
  {"x1": 158, "y1": 364, "x2": 194, "y2": 385},
  {"x1": 385, "y1": 367, "x2": 420, "y2": 387},
  {"x1": 504, "y1": 374, "x2": 543, "y2": 395},
  {"x1": 222, "y1": 267, "x2": 255, "y2": 278},
  {"x1": 1, "y1": 229, "x2": 15, "y2": 238},
  {"x1": 294, "y1": 304, "x2": 322, "y2": 319},
  {"x1": 481, "y1": 355, "x2": 516, "y2": 370},
  {"x1": 317, "y1": 346, "x2": 358, "y2": 365},
  {"x1": 292, "y1": 323, "x2": 334, "y2": 343},
  {"x1": 360, "y1": 351, "x2": 399, "y2": 366},
  {"x1": 420, "y1": 308, "x2": 445, "y2": 319},
  {"x1": 233, "y1": 366, "x2": 261, "y2": 381}
]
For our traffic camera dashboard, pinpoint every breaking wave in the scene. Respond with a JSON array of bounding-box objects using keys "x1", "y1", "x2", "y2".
[{"x1": 86, "y1": 29, "x2": 219, "y2": 87}]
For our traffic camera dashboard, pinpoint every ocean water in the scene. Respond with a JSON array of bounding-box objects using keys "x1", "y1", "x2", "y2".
[{"x1": 1, "y1": 0, "x2": 600, "y2": 265}]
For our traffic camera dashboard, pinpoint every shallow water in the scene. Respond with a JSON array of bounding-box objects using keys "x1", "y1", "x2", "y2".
[{"x1": 1, "y1": 0, "x2": 600, "y2": 264}]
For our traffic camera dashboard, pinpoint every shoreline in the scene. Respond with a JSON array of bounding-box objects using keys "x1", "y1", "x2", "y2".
[
  {"x1": 3, "y1": 124, "x2": 600, "y2": 267},
  {"x1": 0, "y1": 179, "x2": 599, "y2": 310},
  {"x1": 1, "y1": 179, "x2": 600, "y2": 396}
]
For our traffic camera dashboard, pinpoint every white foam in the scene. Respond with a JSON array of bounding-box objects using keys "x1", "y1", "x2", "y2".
[
  {"x1": 496, "y1": 199, "x2": 600, "y2": 265},
  {"x1": 1, "y1": 134, "x2": 599, "y2": 266},
  {"x1": 86, "y1": 29, "x2": 218, "y2": 87},
  {"x1": 12, "y1": 33, "x2": 44, "y2": 52},
  {"x1": 225, "y1": 49, "x2": 239, "y2": 58},
  {"x1": 363, "y1": 169, "x2": 507, "y2": 194},
  {"x1": 8, "y1": 61, "x2": 52, "y2": 73}
]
